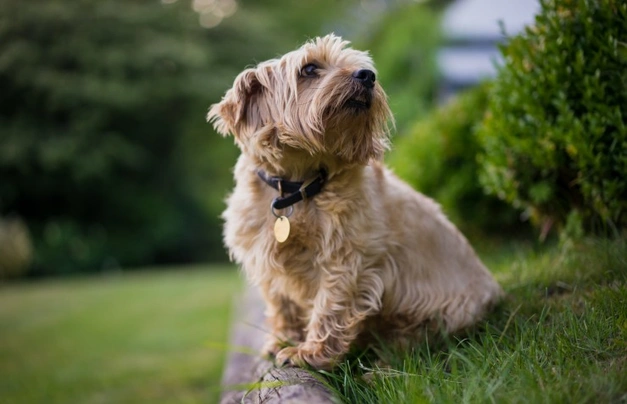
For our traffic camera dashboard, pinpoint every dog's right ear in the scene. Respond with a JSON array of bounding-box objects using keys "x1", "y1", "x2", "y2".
[{"x1": 207, "y1": 68, "x2": 260, "y2": 137}]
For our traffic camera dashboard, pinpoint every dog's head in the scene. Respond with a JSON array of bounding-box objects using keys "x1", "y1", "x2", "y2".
[{"x1": 207, "y1": 34, "x2": 392, "y2": 168}]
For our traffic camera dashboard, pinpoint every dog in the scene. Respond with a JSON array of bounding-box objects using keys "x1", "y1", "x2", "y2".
[{"x1": 208, "y1": 34, "x2": 503, "y2": 370}]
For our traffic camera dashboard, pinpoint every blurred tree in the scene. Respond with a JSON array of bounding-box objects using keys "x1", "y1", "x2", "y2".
[{"x1": 0, "y1": 0, "x2": 221, "y2": 274}]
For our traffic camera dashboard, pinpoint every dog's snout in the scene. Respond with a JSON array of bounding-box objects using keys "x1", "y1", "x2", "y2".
[{"x1": 352, "y1": 69, "x2": 376, "y2": 88}]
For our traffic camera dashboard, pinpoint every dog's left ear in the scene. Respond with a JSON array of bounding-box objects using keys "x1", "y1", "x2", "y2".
[{"x1": 207, "y1": 68, "x2": 261, "y2": 137}]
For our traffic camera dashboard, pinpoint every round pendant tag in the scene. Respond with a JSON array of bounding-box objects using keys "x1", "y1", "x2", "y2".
[{"x1": 274, "y1": 216, "x2": 290, "y2": 243}]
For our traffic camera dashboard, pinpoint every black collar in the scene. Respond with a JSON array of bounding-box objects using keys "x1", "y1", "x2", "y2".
[{"x1": 257, "y1": 168, "x2": 327, "y2": 210}]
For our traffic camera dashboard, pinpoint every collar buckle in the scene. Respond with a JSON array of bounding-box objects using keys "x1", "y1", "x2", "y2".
[
  {"x1": 256, "y1": 168, "x2": 327, "y2": 210},
  {"x1": 299, "y1": 176, "x2": 317, "y2": 200}
]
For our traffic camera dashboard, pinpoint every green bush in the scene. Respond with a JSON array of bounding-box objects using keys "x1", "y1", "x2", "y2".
[
  {"x1": 388, "y1": 84, "x2": 525, "y2": 235},
  {"x1": 478, "y1": 0, "x2": 627, "y2": 237},
  {"x1": 0, "y1": 217, "x2": 32, "y2": 279}
]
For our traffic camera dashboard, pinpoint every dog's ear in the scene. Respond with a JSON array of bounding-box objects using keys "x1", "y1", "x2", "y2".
[{"x1": 207, "y1": 68, "x2": 261, "y2": 137}]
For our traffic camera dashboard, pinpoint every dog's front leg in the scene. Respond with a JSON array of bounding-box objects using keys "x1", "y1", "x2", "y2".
[
  {"x1": 260, "y1": 290, "x2": 306, "y2": 358},
  {"x1": 275, "y1": 267, "x2": 383, "y2": 369}
]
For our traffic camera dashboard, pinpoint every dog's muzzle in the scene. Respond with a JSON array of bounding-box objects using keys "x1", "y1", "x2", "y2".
[{"x1": 344, "y1": 69, "x2": 376, "y2": 111}]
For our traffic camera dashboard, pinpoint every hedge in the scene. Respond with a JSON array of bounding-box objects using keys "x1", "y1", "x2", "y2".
[{"x1": 477, "y1": 0, "x2": 627, "y2": 237}]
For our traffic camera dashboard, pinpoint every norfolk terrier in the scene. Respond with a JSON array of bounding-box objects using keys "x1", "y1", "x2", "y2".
[{"x1": 208, "y1": 35, "x2": 503, "y2": 370}]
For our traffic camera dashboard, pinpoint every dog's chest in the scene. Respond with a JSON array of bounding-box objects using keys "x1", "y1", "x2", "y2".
[
  {"x1": 262, "y1": 216, "x2": 322, "y2": 302},
  {"x1": 265, "y1": 207, "x2": 321, "y2": 270},
  {"x1": 225, "y1": 186, "x2": 323, "y2": 286}
]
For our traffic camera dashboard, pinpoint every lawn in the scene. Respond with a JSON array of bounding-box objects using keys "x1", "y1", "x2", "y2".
[
  {"x1": 1, "y1": 240, "x2": 625, "y2": 404},
  {"x1": 321, "y1": 238, "x2": 627, "y2": 403},
  {"x1": 0, "y1": 266, "x2": 242, "y2": 404}
]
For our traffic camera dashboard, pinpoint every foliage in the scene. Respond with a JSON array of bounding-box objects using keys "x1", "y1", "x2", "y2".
[
  {"x1": 362, "y1": 3, "x2": 442, "y2": 133},
  {"x1": 388, "y1": 84, "x2": 526, "y2": 235},
  {"x1": 322, "y1": 237, "x2": 627, "y2": 403},
  {"x1": 0, "y1": 0, "x2": 219, "y2": 274},
  {"x1": 477, "y1": 0, "x2": 627, "y2": 237},
  {"x1": 0, "y1": 216, "x2": 32, "y2": 279}
]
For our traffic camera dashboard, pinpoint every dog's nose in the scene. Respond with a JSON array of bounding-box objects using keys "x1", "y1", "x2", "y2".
[{"x1": 352, "y1": 69, "x2": 376, "y2": 89}]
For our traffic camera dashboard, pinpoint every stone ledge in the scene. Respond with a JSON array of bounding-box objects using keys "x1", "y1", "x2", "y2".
[{"x1": 220, "y1": 287, "x2": 336, "y2": 404}]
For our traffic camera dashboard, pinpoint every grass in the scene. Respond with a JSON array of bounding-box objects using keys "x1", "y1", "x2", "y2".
[
  {"x1": 0, "y1": 265, "x2": 241, "y2": 404},
  {"x1": 1, "y1": 240, "x2": 625, "y2": 404},
  {"x1": 319, "y1": 238, "x2": 627, "y2": 403}
]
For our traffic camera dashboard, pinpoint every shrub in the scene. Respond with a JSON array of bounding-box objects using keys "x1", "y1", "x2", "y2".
[
  {"x1": 0, "y1": 217, "x2": 33, "y2": 279},
  {"x1": 388, "y1": 84, "x2": 525, "y2": 235},
  {"x1": 477, "y1": 0, "x2": 627, "y2": 237}
]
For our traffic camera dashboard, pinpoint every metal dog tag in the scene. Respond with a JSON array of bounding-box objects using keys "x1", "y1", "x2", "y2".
[{"x1": 274, "y1": 216, "x2": 290, "y2": 243}]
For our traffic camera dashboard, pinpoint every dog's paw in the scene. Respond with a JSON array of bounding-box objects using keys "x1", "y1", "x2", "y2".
[
  {"x1": 274, "y1": 346, "x2": 303, "y2": 367},
  {"x1": 261, "y1": 339, "x2": 285, "y2": 359},
  {"x1": 261, "y1": 333, "x2": 301, "y2": 360},
  {"x1": 274, "y1": 344, "x2": 336, "y2": 370}
]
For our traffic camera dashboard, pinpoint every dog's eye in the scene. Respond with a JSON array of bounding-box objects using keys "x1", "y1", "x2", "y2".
[{"x1": 301, "y1": 63, "x2": 319, "y2": 77}]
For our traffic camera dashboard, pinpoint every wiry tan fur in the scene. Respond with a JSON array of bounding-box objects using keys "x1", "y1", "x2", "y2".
[{"x1": 208, "y1": 35, "x2": 504, "y2": 370}]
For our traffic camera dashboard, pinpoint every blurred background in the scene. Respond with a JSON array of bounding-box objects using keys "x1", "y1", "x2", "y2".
[{"x1": 0, "y1": 0, "x2": 540, "y2": 279}]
